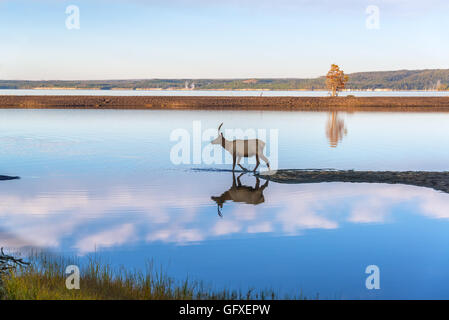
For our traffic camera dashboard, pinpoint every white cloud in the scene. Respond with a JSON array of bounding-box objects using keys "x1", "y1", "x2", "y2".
[
  {"x1": 213, "y1": 220, "x2": 241, "y2": 236},
  {"x1": 75, "y1": 223, "x2": 136, "y2": 254},
  {"x1": 247, "y1": 222, "x2": 272, "y2": 233}
]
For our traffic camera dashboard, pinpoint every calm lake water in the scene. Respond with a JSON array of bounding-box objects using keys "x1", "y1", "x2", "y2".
[
  {"x1": 2, "y1": 89, "x2": 449, "y2": 97},
  {"x1": 1, "y1": 109, "x2": 449, "y2": 299}
]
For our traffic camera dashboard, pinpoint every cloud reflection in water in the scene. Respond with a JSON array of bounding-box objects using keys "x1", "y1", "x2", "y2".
[{"x1": 1, "y1": 173, "x2": 449, "y2": 255}]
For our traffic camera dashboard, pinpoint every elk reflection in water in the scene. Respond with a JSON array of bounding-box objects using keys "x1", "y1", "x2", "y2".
[
  {"x1": 211, "y1": 172, "x2": 269, "y2": 217},
  {"x1": 326, "y1": 112, "x2": 347, "y2": 147}
]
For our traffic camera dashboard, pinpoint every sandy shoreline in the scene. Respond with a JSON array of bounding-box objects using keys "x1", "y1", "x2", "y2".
[{"x1": 1, "y1": 96, "x2": 449, "y2": 112}]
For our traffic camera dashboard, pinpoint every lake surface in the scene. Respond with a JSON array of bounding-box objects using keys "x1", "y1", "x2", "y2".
[
  {"x1": 2, "y1": 89, "x2": 449, "y2": 97},
  {"x1": 1, "y1": 109, "x2": 449, "y2": 299}
]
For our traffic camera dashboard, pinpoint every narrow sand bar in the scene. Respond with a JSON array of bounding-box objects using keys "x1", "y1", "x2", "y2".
[
  {"x1": 2, "y1": 96, "x2": 449, "y2": 111},
  {"x1": 257, "y1": 170, "x2": 449, "y2": 194}
]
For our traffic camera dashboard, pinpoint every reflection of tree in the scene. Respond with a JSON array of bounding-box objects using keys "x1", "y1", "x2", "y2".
[{"x1": 326, "y1": 112, "x2": 347, "y2": 148}]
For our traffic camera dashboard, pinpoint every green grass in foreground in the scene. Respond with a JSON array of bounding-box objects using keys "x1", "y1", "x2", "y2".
[{"x1": 0, "y1": 253, "x2": 312, "y2": 300}]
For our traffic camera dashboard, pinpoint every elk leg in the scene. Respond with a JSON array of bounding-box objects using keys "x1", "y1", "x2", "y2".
[
  {"x1": 237, "y1": 156, "x2": 248, "y2": 171},
  {"x1": 238, "y1": 164, "x2": 248, "y2": 171},
  {"x1": 237, "y1": 172, "x2": 244, "y2": 186},
  {"x1": 254, "y1": 154, "x2": 260, "y2": 172},
  {"x1": 255, "y1": 176, "x2": 260, "y2": 189},
  {"x1": 262, "y1": 179, "x2": 269, "y2": 189},
  {"x1": 260, "y1": 154, "x2": 270, "y2": 170}
]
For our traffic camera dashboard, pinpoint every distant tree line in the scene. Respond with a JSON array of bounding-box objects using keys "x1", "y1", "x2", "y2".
[
  {"x1": 346, "y1": 69, "x2": 449, "y2": 90},
  {"x1": 1, "y1": 69, "x2": 449, "y2": 91}
]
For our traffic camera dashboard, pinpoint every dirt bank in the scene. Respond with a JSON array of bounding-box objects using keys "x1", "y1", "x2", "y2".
[
  {"x1": 257, "y1": 170, "x2": 449, "y2": 193},
  {"x1": 1, "y1": 96, "x2": 449, "y2": 112}
]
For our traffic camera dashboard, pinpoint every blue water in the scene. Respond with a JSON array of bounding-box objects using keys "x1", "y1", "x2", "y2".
[{"x1": 1, "y1": 109, "x2": 449, "y2": 299}]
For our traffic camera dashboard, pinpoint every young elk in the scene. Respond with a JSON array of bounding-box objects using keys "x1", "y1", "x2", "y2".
[{"x1": 211, "y1": 123, "x2": 270, "y2": 172}]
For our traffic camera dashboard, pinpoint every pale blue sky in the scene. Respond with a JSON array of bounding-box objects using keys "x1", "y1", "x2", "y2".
[{"x1": 1, "y1": 0, "x2": 449, "y2": 80}]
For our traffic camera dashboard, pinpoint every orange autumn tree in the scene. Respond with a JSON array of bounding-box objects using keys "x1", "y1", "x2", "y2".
[{"x1": 326, "y1": 64, "x2": 349, "y2": 97}]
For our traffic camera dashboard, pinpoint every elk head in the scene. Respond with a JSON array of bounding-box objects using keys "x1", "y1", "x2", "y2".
[{"x1": 211, "y1": 196, "x2": 225, "y2": 217}]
